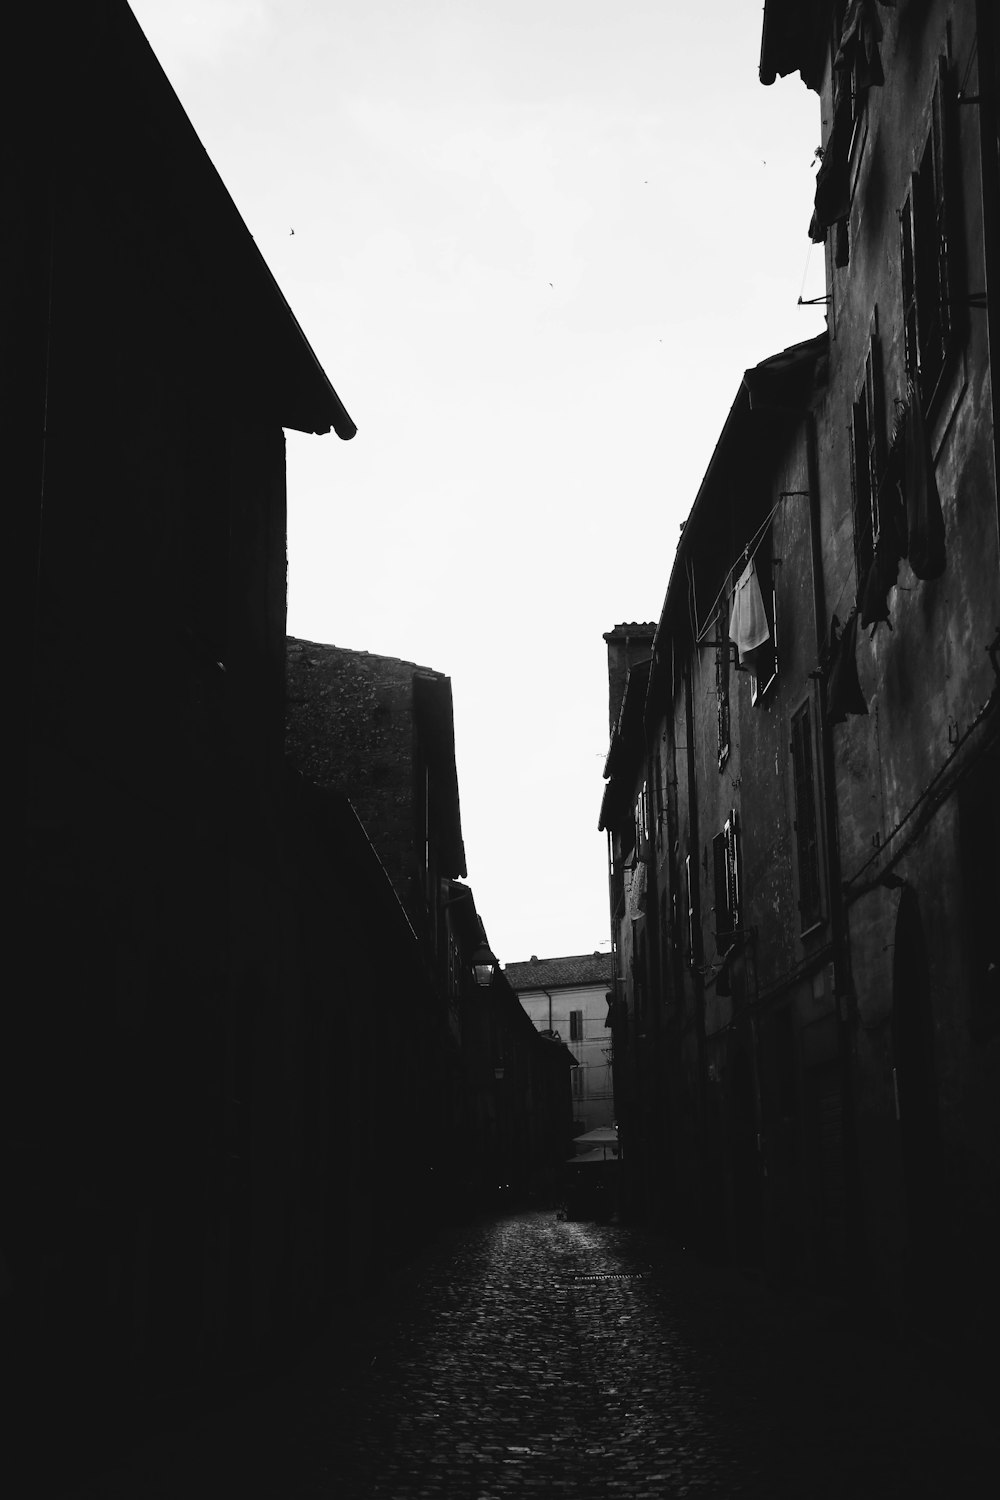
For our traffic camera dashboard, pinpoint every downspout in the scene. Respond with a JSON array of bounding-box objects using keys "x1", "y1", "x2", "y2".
[
  {"x1": 645, "y1": 663, "x2": 671, "y2": 1219},
  {"x1": 683, "y1": 649, "x2": 710, "y2": 1252},
  {"x1": 806, "y1": 407, "x2": 862, "y2": 1288},
  {"x1": 974, "y1": 0, "x2": 1000, "y2": 560},
  {"x1": 805, "y1": 411, "x2": 848, "y2": 1004}
]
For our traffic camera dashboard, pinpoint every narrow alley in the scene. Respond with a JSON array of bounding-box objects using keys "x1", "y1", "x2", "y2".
[{"x1": 62, "y1": 1211, "x2": 997, "y2": 1500}]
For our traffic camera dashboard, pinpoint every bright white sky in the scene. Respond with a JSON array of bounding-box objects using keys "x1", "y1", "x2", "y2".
[{"x1": 129, "y1": 0, "x2": 825, "y2": 966}]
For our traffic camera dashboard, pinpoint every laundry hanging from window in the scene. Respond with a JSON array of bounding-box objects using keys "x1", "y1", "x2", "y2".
[
  {"x1": 826, "y1": 610, "x2": 868, "y2": 724},
  {"x1": 728, "y1": 558, "x2": 771, "y2": 668},
  {"x1": 835, "y1": 0, "x2": 886, "y2": 92}
]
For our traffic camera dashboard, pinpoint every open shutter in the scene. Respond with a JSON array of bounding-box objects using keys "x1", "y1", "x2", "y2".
[
  {"x1": 712, "y1": 831, "x2": 730, "y2": 955},
  {"x1": 867, "y1": 308, "x2": 887, "y2": 530},
  {"x1": 685, "y1": 853, "x2": 695, "y2": 967},
  {"x1": 935, "y1": 54, "x2": 964, "y2": 360},
  {"x1": 726, "y1": 809, "x2": 741, "y2": 931},
  {"x1": 899, "y1": 180, "x2": 919, "y2": 383}
]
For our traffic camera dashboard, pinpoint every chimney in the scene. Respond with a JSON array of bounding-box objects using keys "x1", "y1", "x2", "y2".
[{"x1": 603, "y1": 623, "x2": 657, "y2": 737}]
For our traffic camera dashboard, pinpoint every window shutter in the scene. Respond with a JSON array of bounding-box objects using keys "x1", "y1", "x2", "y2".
[
  {"x1": 712, "y1": 831, "x2": 730, "y2": 954},
  {"x1": 685, "y1": 853, "x2": 695, "y2": 966},
  {"x1": 750, "y1": 527, "x2": 779, "y2": 703},
  {"x1": 899, "y1": 185, "x2": 918, "y2": 382},
  {"x1": 791, "y1": 704, "x2": 822, "y2": 928},
  {"x1": 935, "y1": 53, "x2": 963, "y2": 357},
  {"x1": 868, "y1": 309, "x2": 887, "y2": 517},
  {"x1": 727, "y1": 809, "x2": 741, "y2": 931}
]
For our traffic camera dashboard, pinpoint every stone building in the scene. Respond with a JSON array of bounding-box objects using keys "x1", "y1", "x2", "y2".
[
  {"x1": 7, "y1": 0, "x2": 360, "y2": 1473},
  {"x1": 286, "y1": 639, "x2": 468, "y2": 997},
  {"x1": 600, "y1": 0, "x2": 999, "y2": 1347},
  {"x1": 762, "y1": 0, "x2": 999, "y2": 1345},
  {"x1": 286, "y1": 639, "x2": 576, "y2": 1205}
]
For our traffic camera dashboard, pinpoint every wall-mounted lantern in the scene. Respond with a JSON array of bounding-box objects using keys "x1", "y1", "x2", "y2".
[{"x1": 471, "y1": 938, "x2": 498, "y2": 989}]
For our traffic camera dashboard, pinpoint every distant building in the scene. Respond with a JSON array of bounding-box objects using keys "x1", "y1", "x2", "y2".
[
  {"x1": 504, "y1": 953, "x2": 615, "y2": 1136},
  {"x1": 287, "y1": 640, "x2": 574, "y2": 1200}
]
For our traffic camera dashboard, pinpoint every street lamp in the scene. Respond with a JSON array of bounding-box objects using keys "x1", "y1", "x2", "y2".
[{"x1": 470, "y1": 938, "x2": 498, "y2": 989}]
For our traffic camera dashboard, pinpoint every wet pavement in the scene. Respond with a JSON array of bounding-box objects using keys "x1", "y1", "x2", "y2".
[{"x1": 60, "y1": 1211, "x2": 997, "y2": 1498}]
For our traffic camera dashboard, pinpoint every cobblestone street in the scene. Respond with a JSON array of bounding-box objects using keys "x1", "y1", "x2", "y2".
[{"x1": 63, "y1": 1211, "x2": 997, "y2": 1499}]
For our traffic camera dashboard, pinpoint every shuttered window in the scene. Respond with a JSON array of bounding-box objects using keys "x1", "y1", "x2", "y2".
[
  {"x1": 849, "y1": 309, "x2": 886, "y2": 592},
  {"x1": 716, "y1": 605, "x2": 731, "y2": 767},
  {"x1": 634, "y1": 781, "x2": 650, "y2": 859},
  {"x1": 899, "y1": 57, "x2": 961, "y2": 415},
  {"x1": 750, "y1": 528, "x2": 778, "y2": 704},
  {"x1": 712, "y1": 810, "x2": 741, "y2": 954},
  {"x1": 684, "y1": 853, "x2": 695, "y2": 968},
  {"x1": 791, "y1": 702, "x2": 822, "y2": 931}
]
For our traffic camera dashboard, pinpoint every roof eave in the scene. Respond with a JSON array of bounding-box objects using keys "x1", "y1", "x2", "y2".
[
  {"x1": 759, "y1": 0, "x2": 828, "y2": 93},
  {"x1": 117, "y1": 2, "x2": 356, "y2": 439},
  {"x1": 650, "y1": 335, "x2": 828, "y2": 669}
]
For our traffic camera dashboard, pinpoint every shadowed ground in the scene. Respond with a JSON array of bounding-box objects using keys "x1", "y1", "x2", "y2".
[{"x1": 59, "y1": 1211, "x2": 997, "y2": 1498}]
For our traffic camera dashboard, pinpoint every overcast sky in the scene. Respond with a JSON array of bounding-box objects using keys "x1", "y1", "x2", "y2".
[{"x1": 129, "y1": 0, "x2": 825, "y2": 966}]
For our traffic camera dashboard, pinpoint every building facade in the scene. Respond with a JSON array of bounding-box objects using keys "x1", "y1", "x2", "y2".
[
  {"x1": 286, "y1": 638, "x2": 469, "y2": 1012},
  {"x1": 505, "y1": 953, "x2": 616, "y2": 1137},
  {"x1": 601, "y1": 0, "x2": 999, "y2": 1347},
  {"x1": 7, "y1": 1, "x2": 359, "y2": 1474},
  {"x1": 5, "y1": 6, "x2": 564, "y2": 1485},
  {"x1": 287, "y1": 639, "x2": 575, "y2": 1206}
]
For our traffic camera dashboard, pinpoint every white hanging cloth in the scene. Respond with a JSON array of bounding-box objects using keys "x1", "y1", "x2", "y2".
[{"x1": 728, "y1": 560, "x2": 771, "y2": 665}]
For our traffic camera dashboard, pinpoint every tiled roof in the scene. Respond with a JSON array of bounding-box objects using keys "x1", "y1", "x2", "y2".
[
  {"x1": 503, "y1": 952, "x2": 613, "y2": 992},
  {"x1": 602, "y1": 623, "x2": 657, "y2": 642}
]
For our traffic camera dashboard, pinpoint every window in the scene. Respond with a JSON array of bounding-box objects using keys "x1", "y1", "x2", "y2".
[
  {"x1": 716, "y1": 605, "x2": 731, "y2": 767},
  {"x1": 790, "y1": 703, "x2": 823, "y2": 931},
  {"x1": 653, "y1": 751, "x2": 664, "y2": 851},
  {"x1": 849, "y1": 310, "x2": 887, "y2": 589},
  {"x1": 634, "y1": 781, "x2": 650, "y2": 859},
  {"x1": 630, "y1": 922, "x2": 648, "y2": 1021},
  {"x1": 711, "y1": 810, "x2": 741, "y2": 954},
  {"x1": 569, "y1": 1009, "x2": 584, "y2": 1042},
  {"x1": 571, "y1": 1067, "x2": 585, "y2": 1101},
  {"x1": 750, "y1": 528, "x2": 778, "y2": 704},
  {"x1": 684, "y1": 853, "x2": 696, "y2": 968},
  {"x1": 833, "y1": 0, "x2": 881, "y2": 142},
  {"x1": 899, "y1": 58, "x2": 960, "y2": 414}
]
